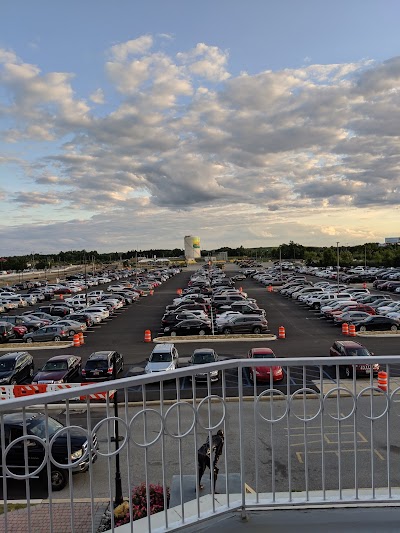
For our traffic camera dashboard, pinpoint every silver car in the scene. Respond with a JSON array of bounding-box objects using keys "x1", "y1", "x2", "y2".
[{"x1": 145, "y1": 344, "x2": 179, "y2": 374}]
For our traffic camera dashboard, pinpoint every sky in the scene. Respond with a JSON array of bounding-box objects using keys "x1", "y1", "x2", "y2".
[{"x1": 1, "y1": 0, "x2": 400, "y2": 255}]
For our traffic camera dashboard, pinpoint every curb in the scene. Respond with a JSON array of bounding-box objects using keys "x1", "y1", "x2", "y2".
[
  {"x1": 153, "y1": 334, "x2": 277, "y2": 343},
  {"x1": 0, "y1": 341, "x2": 74, "y2": 351}
]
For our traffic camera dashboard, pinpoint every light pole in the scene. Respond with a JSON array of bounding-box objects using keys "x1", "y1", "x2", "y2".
[
  {"x1": 336, "y1": 242, "x2": 340, "y2": 291},
  {"x1": 364, "y1": 244, "x2": 367, "y2": 269},
  {"x1": 279, "y1": 246, "x2": 282, "y2": 280}
]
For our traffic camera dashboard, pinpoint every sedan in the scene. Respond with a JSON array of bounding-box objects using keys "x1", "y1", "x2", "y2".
[
  {"x1": 218, "y1": 316, "x2": 269, "y2": 335},
  {"x1": 333, "y1": 311, "x2": 372, "y2": 326},
  {"x1": 164, "y1": 319, "x2": 212, "y2": 337},
  {"x1": 189, "y1": 348, "x2": 220, "y2": 381},
  {"x1": 247, "y1": 348, "x2": 284, "y2": 382},
  {"x1": 54, "y1": 319, "x2": 87, "y2": 336},
  {"x1": 32, "y1": 355, "x2": 82, "y2": 384},
  {"x1": 329, "y1": 340, "x2": 379, "y2": 378},
  {"x1": 24, "y1": 325, "x2": 70, "y2": 343},
  {"x1": 353, "y1": 315, "x2": 399, "y2": 332}
]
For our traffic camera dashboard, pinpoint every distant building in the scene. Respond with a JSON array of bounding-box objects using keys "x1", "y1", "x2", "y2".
[{"x1": 184, "y1": 236, "x2": 201, "y2": 259}]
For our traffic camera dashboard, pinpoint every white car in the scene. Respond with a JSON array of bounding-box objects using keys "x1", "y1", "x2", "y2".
[{"x1": 84, "y1": 306, "x2": 109, "y2": 320}]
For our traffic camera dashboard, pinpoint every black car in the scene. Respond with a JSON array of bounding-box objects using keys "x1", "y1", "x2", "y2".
[
  {"x1": 161, "y1": 312, "x2": 203, "y2": 328},
  {"x1": 329, "y1": 340, "x2": 380, "y2": 378},
  {"x1": 353, "y1": 315, "x2": 399, "y2": 332},
  {"x1": 0, "y1": 321, "x2": 16, "y2": 343},
  {"x1": 68, "y1": 312, "x2": 94, "y2": 328},
  {"x1": 38, "y1": 305, "x2": 72, "y2": 317},
  {"x1": 0, "y1": 351, "x2": 34, "y2": 384},
  {"x1": 164, "y1": 319, "x2": 212, "y2": 336},
  {"x1": 2, "y1": 314, "x2": 43, "y2": 332},
  {"x1": 82, "y1": 351, "x2": 124, "y2": 381},
  {"x1": 0, "y1": 412, "x2": 98, "y2": 490}
]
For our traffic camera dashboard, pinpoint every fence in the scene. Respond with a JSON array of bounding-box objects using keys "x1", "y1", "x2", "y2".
[{"x1": 1, "y1": 355, "x2": 400, "y2": 532}]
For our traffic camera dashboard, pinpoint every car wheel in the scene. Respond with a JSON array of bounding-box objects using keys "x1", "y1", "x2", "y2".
[
  {"x1": 50, "y1": 469, "x2": 68, "y2": 491},
  {"x1": 253, "y1": 326, "x2": 261, "y2": 334},
  {"x1": 359, "y1": 326, "x2": 367, "y2": 332},
  {"x1": 198, "y1": 329, "x2": 206, "y2": 336},
  {"x1": 54, "y1": 336, "x2": 61, "y2": 342},
  {"x1": 170, "y1": 331, "x2": 177, "y2": 337},
  {"x1": 69, "y1": 330, "x2": 75, "y2": 337},
  {"x1": 26, "y1": 337, "x2": 33, "y2": 343},
  {"x1": 390, "y1": 324, "x2": 398, "y2": 332},
  {"x1": 223, "y1": 327, "x2": 232, "y2": 334}
]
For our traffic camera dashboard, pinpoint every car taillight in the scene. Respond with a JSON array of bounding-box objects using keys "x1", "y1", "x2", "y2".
[
  {"x1": 107, "y1": 367, "x2": 113, "y2": 374},
  {"x1": 81, "y1": 369, "x2": 86, "y2": 375},
  {"x1": 61, "y1": 330, "x2": 67, "y2": 335}
]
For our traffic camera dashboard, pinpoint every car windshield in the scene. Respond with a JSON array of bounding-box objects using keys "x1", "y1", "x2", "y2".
[
  {"x1": 85, "y1": 360, "x2": 108, "y2": 369},
  {"x1": 150, "y1": 353, "x2": 172, "y2": 363},
  {"x1": 253, "y1": 352, "x2": 275, "y2": 359},
  {"x1": 42, "y1": 361, "x2": 68, "y2": 371},
  {"x1": 0, "y1": 360, "x2": 14, "y2": 370},
  {"x1": 193, "y1": 353, "x2": 215, "y2": 364},
  {"x1": 28, "y1": 417, "x2": 64, "y2": 439},
  {"x1": 348, "y1": 349, "x2": 371, "y2": 356}
]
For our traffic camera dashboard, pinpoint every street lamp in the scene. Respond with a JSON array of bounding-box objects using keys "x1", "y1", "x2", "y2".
[
  {"x1": 279, "y1": 246, "x2": 282, "y2": 280},
  {"x1": 336, "y1": 242, "x2": 340, "y2": 291}
]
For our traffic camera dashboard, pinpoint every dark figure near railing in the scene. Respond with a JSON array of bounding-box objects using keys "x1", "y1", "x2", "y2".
[{"x1": 198, "y1": 429, "x2": 224, "y2": 492}]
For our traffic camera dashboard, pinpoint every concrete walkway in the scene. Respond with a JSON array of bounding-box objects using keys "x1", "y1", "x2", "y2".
[{"x1": 0, "y1": 501, "x2": 108, "y2": 533}]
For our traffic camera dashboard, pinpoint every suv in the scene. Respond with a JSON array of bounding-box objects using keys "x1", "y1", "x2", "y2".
[
  {"x1": 0, "y1": 321, "x2": 16, "y2": 343},
  {"x1": 217, "y1": 315, "x2": 269, "y2": 335},
  {"x1": 329, "y1": 340, "x2": 379, "y2": 378},
  {"x1": 189, "y1": 348, "x2": 220, "y2": 381},
  {"x1": 0, "y1": 351, "x2": 34, "y2": 384},
  {"x1": 0, "y1": 412, "x2": 98, "y2": 491},
  {"x1": 145, "y1": 344, "x2": 179, "y2": 374},
  {"x1": 2, "y1": 315, "x2": 43, "y2": 332},
  {"x1": 38, "y1": 305, "x2": 72, "y2": 317},
  {"x1": 82, "y1": 351, "x2": 124, "y2": 381}
]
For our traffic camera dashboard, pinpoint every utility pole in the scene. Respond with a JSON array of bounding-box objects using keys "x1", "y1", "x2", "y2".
[{"x1": 336, "y1": 242, "x2": 340, "y2": 292}]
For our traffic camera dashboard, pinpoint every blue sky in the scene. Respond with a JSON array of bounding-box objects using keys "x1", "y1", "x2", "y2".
[{"x1": 1, "y1": 1, "x2": 400, "y2": 254}]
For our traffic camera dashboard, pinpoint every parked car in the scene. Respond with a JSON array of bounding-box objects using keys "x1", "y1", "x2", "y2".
[
  {"x1": 38, "y1": 305, "x2": 72, "y2": 317},
  {"x1": 24, "y1": 325, "x2": 70, "y2": 343},
  {"x1": 32, "y1": 355, "x2": 82, "y2": 383},
  {"x1": 24, "y1": 311, "x2": 56, "y2": 323},
  {"x1": 218, "y1": 316, "x2": 269, "y2": 335},
  {"x1": 2, "y1": 314, "x2": 43, "y2": 332},
  {"x1": 82, "y1": 351, "x2": 124, "y2": 381},
  {"x1": 189, "y1": 348, "x2": 220, "y2": 381},
  {"x1": 54, "y1": 319, "x2": 87, "y2": 336},
  {"x1": 329, "y1": 340, "x2": 379, "y2": 378},
  {"x1": 67, "y1": 312, "x2": 94, "y2": 328},
  {"x1": 333, "y1": 311, "x2": 372, "y2": 325},
  {"x1": 0, "y1": 351, "x2": 34, "y2": 384},
  {"x1": 0, "y1": 321, "x2": 16, "y2": 343},
  {"x1": 12, "y1": 324, "x2": 28, "y2": 339},
  {"x1": 164, "y1": 319, "x2": 212, "y2": 336},
  {"x1": 247, "y1": 347, "x2": 284, "y2": 382},
  {"x1": 352, "y1": 315, "x2": 399, "y2": 332},
  {"x1": 144, "y1": 344, "x2": 179, "y2": 374},
  {"x1": 0, "y1": 412, "x2": 97, "y2": 490}
]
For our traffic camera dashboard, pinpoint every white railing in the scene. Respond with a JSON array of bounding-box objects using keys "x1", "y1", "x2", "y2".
[{"x1": 1, "y1": 355, "x2": 400, "y2": 532}]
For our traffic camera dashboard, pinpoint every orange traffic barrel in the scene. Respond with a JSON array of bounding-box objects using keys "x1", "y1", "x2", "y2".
[
  {"x1": 278, "y1": 326, "x2": 286, "y2": 339},
  {"x1": 144, "y1": 329, "x2": 152, "y2": 342},
  {"x1": 59, "y1": 294, "x2": 64, "y2": 300},
  {"x1": 268, "y1": 285, "x2": 273, "y2": 293},
  {"x1": 176, "y1": 288, "x2": 183, "y2": 295},
  {"x1": 73, "y1": 334, "x2": 80, "y2": 347},
  {"x1": 150, "y1": 289, "x2": 154, "y2": 296},
  {"x1": 78, "y1": 331, "x2": 84, "y2": 345},
  {"x1": 378, "y1": 371, "x2": 388, "y2": 392},
  {"x1": 342, "y1": 323, "x2": 349, "y2": 336},
  {"x1": 348, "y1": 324, "x2": 356, "y2": 337}
]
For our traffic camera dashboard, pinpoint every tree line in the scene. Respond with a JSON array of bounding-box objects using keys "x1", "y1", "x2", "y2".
[{"x1": 1, "y1": 241, "x2": 400, "y2": 272}]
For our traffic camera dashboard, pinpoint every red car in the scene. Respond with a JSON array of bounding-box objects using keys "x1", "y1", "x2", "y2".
[
  {"x1": 12, "y1": 324, "x2": 28, "y2": 339},
  {"x1": 247, "y1": 347, "x2": 284, "y2": 382}
]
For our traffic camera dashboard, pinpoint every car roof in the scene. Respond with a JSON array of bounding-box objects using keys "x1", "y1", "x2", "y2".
[
  {"x1": 336, "y1": 340, "x2": 363, "y2": 348},
  {"x1": 1, "y1": 351, "x2": 30, "y2": 360},
  {"x1": 152, "y1": 343, "x2": 175, "y2": 353},
  {"x1": 250, "y1": 348, "x2": 275, "y2": 355},
  {"x1": 88, "y1": 351, "x2": 114, "y2": 360},
  {"x1": 192, "y1": 348, "x2": 215, "y2": 355},
  {"x1": 46, "y1": 354, "x2": 75, "y2": 361}
]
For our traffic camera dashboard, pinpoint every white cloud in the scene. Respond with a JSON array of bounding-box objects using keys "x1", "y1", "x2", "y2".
[{"x1": 1, "y1": 39, "x2": 400, "y2": 251}]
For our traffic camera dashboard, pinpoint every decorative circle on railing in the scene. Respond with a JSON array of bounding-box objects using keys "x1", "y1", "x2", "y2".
[
  {"x1": 129, "y1": 409, "x2": 164, "y2": 448},
  {"x1": 356, "y1": 387, "x2": 389, "y2": 420},
  {"x1": 49, "y1": 425, "x2": 90, "y2": 468},
  {"x1": 164, "y1": 401, "x2": 197, "y2": 439},
  {"x1": 92, "y1": 417, "x2": 129, "y2": 456},
  {"x1": 255, "y1": 389, "x2": 288, "y2": 423},
  {"x1": 289, "y1": 388, "x2": 322, "y2": 422},
  {"x1": 4, "y1": 435, "x2": 47, "y2": 480},
  {"x1": 196, "y1": 395, "x2": 226, "y2": 431},
  {"x1": 323, "y1": 387, "x2": 356, "y2": 421}
]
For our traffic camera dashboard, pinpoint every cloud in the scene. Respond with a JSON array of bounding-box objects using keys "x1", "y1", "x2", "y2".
[{"x1": 1, "y1": 39, "x2": 400, "y2": 251}]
